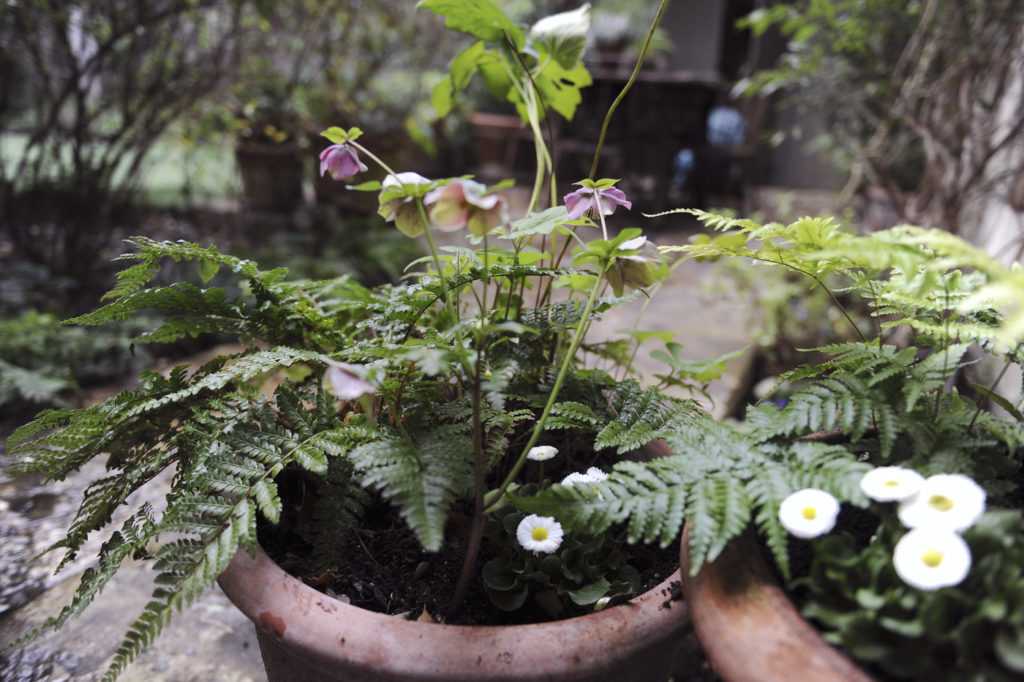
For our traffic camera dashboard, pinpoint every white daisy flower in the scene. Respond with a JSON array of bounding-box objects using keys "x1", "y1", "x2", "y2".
[
  {"x1": 893, "y1": 527, "x2": 972, "y2": 591},
  {"x1": 778, "y1": 488, "x2": 840, "y2": 539},
  {"x1": 898, "y1": 474, "x2": 986, "y2": 532},
  {"x1": 527, "y1": 445, "x2": 559, "y2": 462},
  {"x1": 860, "y1": 466, "x2": 925, "y2": 503},
  {"x1": 516, "y1": 515, "x2": 564, "y2": 554},
  {"x1": 585, "y1": 467, "x2": 608, "y2": 482}
]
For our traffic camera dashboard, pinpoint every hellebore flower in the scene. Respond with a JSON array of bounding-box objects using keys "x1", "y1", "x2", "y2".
[
  {"x1": 606, "y1": 235, "x2": 665, "y2": 296},
  {"x1": 527, "y1": 445, "x2": 559, "y2": 462},
  {"x1": 516, "y1": 515, "x2": 564, "y2": 554},
  {"x1": 778, "y1": 488, "x2": 840, "y2": 539},
  {"x1": 893, "y1": 527, "x2": 971, "y2": 591},
  {"x1": 898, "y1": 474, "x2": 986, "y2": 532},
  {"x1": 424, "y1": 179, "x2": 508, "y2": 235},
  {"x1": 860, "y1": 466, "x2": 925, "y2": 503},
  {"x1": 564, "y1": 184, "x2": 631, "y2": 220},
  {"x1": 378, "y1": 172, "x2": 432, "y2": 238},
  {"x1": 324, "y1": 361, "x2": 376, "y2": 401},
  {"x1": 319, "y1": 144, "x2": 367, "y2": 181}
]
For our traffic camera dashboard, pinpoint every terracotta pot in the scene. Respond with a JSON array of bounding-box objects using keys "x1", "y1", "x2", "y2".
[
  {"x1": 219, "y1": 542, "x2": 687, "y2": 682},
  {"x1": 235, "y1": 141, "x2": 305, "y2": 213},
  {"x1": 680, "y1": 528, "x2": 874, "y2": 682}
]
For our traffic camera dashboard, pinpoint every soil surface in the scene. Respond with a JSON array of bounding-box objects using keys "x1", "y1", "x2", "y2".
[{"x1": 260, "y1": 491, "x2": 681, "y2": 627}]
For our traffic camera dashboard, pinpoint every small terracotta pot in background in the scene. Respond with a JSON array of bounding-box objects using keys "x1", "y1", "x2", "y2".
[
  {"x1": 235, "y1": 141, "x2": 305, "y2": 213},
  {"x1": 680, "y1": 528, "x2": 874, "y2": 682},
  {"x1": 219, "y1": 543, "x2": 687, "y2": 682}
]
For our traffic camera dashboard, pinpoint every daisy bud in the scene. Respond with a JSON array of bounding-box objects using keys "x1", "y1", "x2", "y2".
[
  {"x1": 319, "y1": 143, "x2": 368, "y2": 181},
  {"x1": 516, "y1": 514, "x2": 564, "y2": 554},
  {"x1": 527, "y1": 445, "x2": 559, "y2": 462},
  {"x1": 860, "y1": 466, "x2": 924, "y2": 503},
  {"x1": 778, "y1": 488, "x2": 840, "y2": 539},
  {"x1": 893, "y1": 527, "x2": 971, "y2": 591},
  {"x1": 898, "y1": 474, "x2": 986, "y2": 532}
]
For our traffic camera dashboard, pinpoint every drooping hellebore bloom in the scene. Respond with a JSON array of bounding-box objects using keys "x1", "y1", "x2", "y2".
[
  {"x1": 324, "y1": 361, "x2": 376, "y2": 401},
  {"x1": 378, "y1": 172, "x2": 432, "y2": 238},
  {"x1": 563, "y1": 184, "x2": 631, "y2": 220},
  {"x1": 606, "y1": 235, "x2": 665, "y2": 296},
  {"x1": 319, "y1": 143, "x2": 368, "y2": 181},
  {"x1": 424, "y1": 179, "x2": 508, "y2": 236}
]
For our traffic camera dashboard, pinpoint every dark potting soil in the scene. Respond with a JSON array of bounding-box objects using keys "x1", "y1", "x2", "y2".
[{"x1": 259, "y1": 494, "x2": 681, "y2": 627}]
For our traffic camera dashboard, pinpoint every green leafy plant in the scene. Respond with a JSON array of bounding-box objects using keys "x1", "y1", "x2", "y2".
[{"x1": 4, "y1": 3, "x2": 691, "y2": 680}]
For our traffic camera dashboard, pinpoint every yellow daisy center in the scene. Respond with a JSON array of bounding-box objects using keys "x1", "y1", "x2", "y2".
[
  {"x1": 802, "y1": 506, "x2": 817, "y2": 520},
  {"x1": 883, "y1": 479, "x2": 900, "y2": 488},
  {"x1": 928, "y1": 494, "x2": 955, "y2": 512},
  {"x1": 531, "y1": 527, "x2": 549, "y2": 542},
  {"x1": 921, "y1": 549, "x2": 944, "y2": 567}
]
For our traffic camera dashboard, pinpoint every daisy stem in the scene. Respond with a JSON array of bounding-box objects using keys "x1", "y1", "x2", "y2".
[{"x1": 484, "y1": 267, "x2": 606, "y2": 513}]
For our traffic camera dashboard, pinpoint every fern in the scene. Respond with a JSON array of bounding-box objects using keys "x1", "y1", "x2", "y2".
[
  {"x1": 349, "y1": 427, "x2": 473, "y2": 551},
  {"x1": 594, "y1": 382, "x2": 697, "y2": 454},
  {"x1": 516, "y1": 411, "x2": 870, "y2": 578}
]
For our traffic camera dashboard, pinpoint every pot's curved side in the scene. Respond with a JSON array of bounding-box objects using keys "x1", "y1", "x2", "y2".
[
  {"x1": 218, "y1": 543, "x2": 688, "y2": 682},
  {"x1": 680, "y1": 528, "x2": 874, "y2": 682}
]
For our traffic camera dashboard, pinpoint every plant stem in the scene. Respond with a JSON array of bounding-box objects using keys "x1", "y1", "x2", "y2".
[
  {"x1": 484, "y1": 269, "x2": 606, "y2": 512},
  {"x1": 447, "y1": 343, "x2": 487, "y2": 616},
  {"x1": 968, "y1": 356, "x2": 1014, "y2": 431},
  {"x1": 587, "y1": 0, "x2": 671, "y2": 179}
]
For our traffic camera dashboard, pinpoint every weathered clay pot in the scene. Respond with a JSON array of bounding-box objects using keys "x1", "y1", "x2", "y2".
[
  {"x1": 219, "y1": 543, "x2": 687, "y2": 681},
  {"x1": 680, "y1": 528, "x2": 874, "y2": 682}
]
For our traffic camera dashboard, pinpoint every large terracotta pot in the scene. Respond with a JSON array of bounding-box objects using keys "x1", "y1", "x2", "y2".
[
  {"x1": 680, "y1": 528, "x2": 874, "y2": 682},
  {"x1": 219, "y1": 543, "x2": 687, "y2": 681}
]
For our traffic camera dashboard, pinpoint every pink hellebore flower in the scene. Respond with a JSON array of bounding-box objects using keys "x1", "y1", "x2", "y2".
[
  {"x1": 378, "y1": 172, "x2": 432, "y2": 237},
  {"x1": 319, "y1": 143, "x2": 368, "y2": 181},
  {"x1": 325, "y1": 361, "x2": 376, "y2": 401},
  {"x1": 563, "y1": 186, "x2": 631, "y2": 220},
  {"x1": 424, "y1": 179, "x2": 508, "y2": 236}
]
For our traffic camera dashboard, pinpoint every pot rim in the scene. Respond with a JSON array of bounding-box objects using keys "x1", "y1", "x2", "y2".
[
  {"x1": 680, "y1": 528, "x2": 874, "y2": 682},
  {"x1": 219, "y1": 542, "x2": 686, "y2": 679}
]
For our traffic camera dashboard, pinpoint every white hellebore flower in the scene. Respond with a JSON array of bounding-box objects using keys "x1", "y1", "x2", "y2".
[
  {"x1": 325, "y1": 361, "x2": 376, "y2": 401},
  {"x1": 516, "y1": 515, "x2": 564, "y2": 554},
  {"x1": 778, "y1": 488, "x2": 840, "y2": 539},
  {"x1": 860, "y1": 466, "x2": 925, "y2": 503},
  {"x1": 898, "y1": 474, "x2": 986, "y2": 532},
  {"x1": 527, "y1": 445, "x2": 559, "y2": 462},
  {"x1": 893, "y1": 527, "x2": 972, "y2": 591}
]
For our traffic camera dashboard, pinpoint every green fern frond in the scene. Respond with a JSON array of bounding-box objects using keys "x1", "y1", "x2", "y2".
[
  {"x1": 595, "y1": 383, "x2": 696, "y2": 454},
  {"x1": 349, "y1": 428, "x2": 473, "y2": 551}
]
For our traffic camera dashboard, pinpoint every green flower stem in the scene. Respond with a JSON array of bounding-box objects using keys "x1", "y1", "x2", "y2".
[
  {"x1": 350, "y1": 140, "x2": 453, "y2": 314},
  {"x1": 349, "y1": 140, "x2": 396, "y2": 177},
  {"x1": 484, "y1": 267, "x2": 606, "y2": 512},
  {"x1": 588, "y1": 0, "x2": 671, "y2": 179}
]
